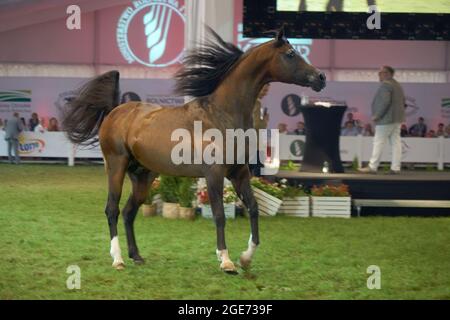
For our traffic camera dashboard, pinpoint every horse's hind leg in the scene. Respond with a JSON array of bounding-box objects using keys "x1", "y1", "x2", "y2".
[
  {"x1": 122, "y1": 166, "x2": 157, "y2": 264},
  {"x1": 105, "y1": 155, "x2": 128, "y2": 270}
]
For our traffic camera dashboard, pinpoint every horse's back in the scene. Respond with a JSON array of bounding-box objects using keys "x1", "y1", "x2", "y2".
[{"x1": 99, "y1": 102, "x2": 163, "y2": 155}]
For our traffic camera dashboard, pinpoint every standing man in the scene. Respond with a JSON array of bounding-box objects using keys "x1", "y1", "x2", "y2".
[
  {"x1": 4, "y1": 112, "x2": 23, "y2": 164},
  {"x1": 359, "y1": 66, "x2": 405, "y2": 174}
]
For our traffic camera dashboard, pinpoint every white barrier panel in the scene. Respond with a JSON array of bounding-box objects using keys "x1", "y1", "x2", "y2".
[
  {"x1": 280, "y1": 135, "x2": 450, "y2": 167},
  {"x1": 74, "y1": 143, "x2": 103, "y2": 158},
  {"x1": 0, "y1": 131, "x2": 70, "y2": 158},
  {"x1": 1, "y1": 132, "x2": 449, "y2": 168},
  {"x1": 279, "y1": 134, "x2": 306, "y2": 160},
  {"x1": 0, "y1": 132, "x2": 103, "y2": 164}
]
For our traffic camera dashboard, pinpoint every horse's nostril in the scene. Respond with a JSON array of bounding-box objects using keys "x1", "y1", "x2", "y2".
[{"x1": 319, "y1": 72, "x2": 326, "y2": 82}]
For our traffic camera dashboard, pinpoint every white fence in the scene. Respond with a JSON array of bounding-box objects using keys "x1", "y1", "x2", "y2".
[
  {"x1": 1, "y1": 132, "x2": 450, "y2": 169},
  {"x1": 279, "y1": 135, "x2": 450, "y2": 170},
  {"x1": 0, "y1": 131, "x2": 102, "y2": 166}
]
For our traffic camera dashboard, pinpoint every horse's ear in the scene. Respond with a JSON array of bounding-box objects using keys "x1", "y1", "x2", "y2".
[{"x1": 275, "y1": 25, "x2": 287, "y2": 46}]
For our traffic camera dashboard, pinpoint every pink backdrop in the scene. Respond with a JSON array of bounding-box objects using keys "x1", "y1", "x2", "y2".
[{"x1": 0, "y1": 0, "x2": 447, "y2": 71}]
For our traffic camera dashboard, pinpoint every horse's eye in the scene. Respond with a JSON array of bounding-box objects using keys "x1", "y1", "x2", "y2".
[{"x1": 286, "y1": 49, "x2": 295, "y2": 58}]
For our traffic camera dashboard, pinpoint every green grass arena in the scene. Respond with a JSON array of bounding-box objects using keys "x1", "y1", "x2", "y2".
[{"x1": 1, "y1": 164, "x2": 449, "y2": 299}]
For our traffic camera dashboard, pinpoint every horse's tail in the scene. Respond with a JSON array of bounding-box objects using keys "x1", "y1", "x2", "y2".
[{"x1": 61, "y1": 70, "x2": 120, "y2": 146}]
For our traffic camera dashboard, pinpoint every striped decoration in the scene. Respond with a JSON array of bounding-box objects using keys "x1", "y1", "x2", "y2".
[
  {"x1": 0, "y1": 90, "x2": 31, "y2": 102},
  {"x1": 442, "y1": 98, "x2": 450, "y2": 109}
]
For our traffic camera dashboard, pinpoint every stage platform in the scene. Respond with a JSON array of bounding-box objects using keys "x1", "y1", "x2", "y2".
[{"x1": 276, "y1": 170, "x2": 450, "y2": 216}]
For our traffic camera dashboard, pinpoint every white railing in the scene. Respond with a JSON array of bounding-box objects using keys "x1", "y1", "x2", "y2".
[
  {"x1": 0, "y1": 131, "x2": 102, "y2": 166},
  {"x1": 280, "y1": 135, "x2": 450, "y2": 170}
]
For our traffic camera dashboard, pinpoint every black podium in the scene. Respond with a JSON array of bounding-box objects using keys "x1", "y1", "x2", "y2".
[{"x1": 299, "y1": 105, "x2": 347, "y2": 173}]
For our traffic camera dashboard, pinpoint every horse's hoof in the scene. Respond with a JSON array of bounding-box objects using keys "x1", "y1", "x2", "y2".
[
  {"x1": 239, "y1": 256, "x2": 252, "y2": 270},
  {"x1": 220, "y1": 261, "x2": 238, "y2": 275},
  {"x1": 133, "y1": 257, "x2": 145, "y2": 265},
  {"x1": 112, "y1": 261, "x2": 125, "y2": 270}
]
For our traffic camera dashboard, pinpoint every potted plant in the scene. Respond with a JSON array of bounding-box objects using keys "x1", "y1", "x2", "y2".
[
  {"x1": 250, "y1": 177, "x2": 283, "y2": 216},
  {"x1": 177, "y1": 177, "x2": 197, "y2": 220},
  {"x1": 223, "y1": 185, "x2": 238, "y2": 219},
  {"x1": 278, "y1": 179, "x2": 309, "y2": 217},
  {"x1": 279, "y1": 160, "x2": 300, "y2": 171},
  {"x1": 198, "y1": 185, "x2": 238, "y2": 219},
  {"x1": 159, "y1": 175, "x2": 180, "y2": 219},
  {"x1": 310, "y1": 184, "x2": 351, "y2": 218},
  {"x1": 142, "y1": 178, "x2": 160, "y2": 217}
]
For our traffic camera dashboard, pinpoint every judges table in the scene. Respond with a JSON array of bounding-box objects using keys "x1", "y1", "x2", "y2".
[{"x1": 299, "y1": 104, "x2": 347, "y2": 173}]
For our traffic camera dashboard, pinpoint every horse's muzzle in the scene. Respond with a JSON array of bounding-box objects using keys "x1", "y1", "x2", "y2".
[{"x1": 312, "y1": 72, "x2": 326, "y2": 92}]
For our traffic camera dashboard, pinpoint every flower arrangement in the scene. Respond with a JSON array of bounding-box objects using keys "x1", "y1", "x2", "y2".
[
  {"x1": 223, "y1": 185, "x2": 238, "y2": 204},
  {"x1": 177, "y1": 177, "x2": 197, "y2": 208},
  {"x1": 145, "y1": 178, "x2": 161, "y2": 204},
  {"x1": 250, "y1": 177, "x2": 284, "y2": 200},
  {"x1": 197, "y1": 185, "x2": 238, "y2": 205},
  {"x1": 159, "y1": 175, "x2": 180, "y2": 203},
  {"x1": 279, "y1": 160, "x2": 300, "y2": 171},
  {"x1": 310, "y1": 184, "x2": 350, "y2": 197},
  {"x1": 279, "y1": 178, "x2": 307, "y2": 198}
]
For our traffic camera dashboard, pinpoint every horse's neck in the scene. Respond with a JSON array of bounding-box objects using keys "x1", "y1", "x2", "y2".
[{"x1": 209, "y1": 56, "x2": 269, "y2": 129}]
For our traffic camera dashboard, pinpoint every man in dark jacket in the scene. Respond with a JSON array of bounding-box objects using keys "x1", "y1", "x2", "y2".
[{"x1": 4, "y1": 112, "x2": 23, "y2": 164}]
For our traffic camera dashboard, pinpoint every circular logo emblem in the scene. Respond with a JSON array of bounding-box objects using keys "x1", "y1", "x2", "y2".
[
  {"x1": 117, "y1": 1, "x2": 185, "y2": 68},
  {"x1": 281, "y1": 94, "x2": 302, "y2": 116},
  {"x1": 290, "y1": 140, "x2": 305, "y2": 157},
  {"x1": 121, "y1": 91, "x2": 142, "y2": 104}
]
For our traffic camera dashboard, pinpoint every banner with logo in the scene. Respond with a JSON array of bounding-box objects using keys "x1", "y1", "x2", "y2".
[
  {"x1": 262, "y1": 82, "x2": 450, "y2": 133},
  {"x1": 0, "y1": 90, "x2": 32, "y2": 118},
  {"x1": 116, "y1": 0, "x2": 185, "y2": 71},
  {"x1": 0, "y1": 132, "x2": 69, "y2": 157},
  {"x1": 0, "y1": 77, "x2": 177, "y2": 121},
  {"x1": 280, "y1": 134, "x2": 448, "y2": 165}
]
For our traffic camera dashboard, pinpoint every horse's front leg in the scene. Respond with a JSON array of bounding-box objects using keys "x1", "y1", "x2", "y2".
[
  {"x1": 229, "y1": 165, "x2": 259, "y2": 270},
  {"x1": 205, "y1": 171, "x2": 237, "y2": 274}
]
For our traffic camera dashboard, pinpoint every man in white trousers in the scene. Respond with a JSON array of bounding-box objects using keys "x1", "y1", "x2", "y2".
[{"x1": 359, "y1": 66, "x2": 405, "y2": 174}]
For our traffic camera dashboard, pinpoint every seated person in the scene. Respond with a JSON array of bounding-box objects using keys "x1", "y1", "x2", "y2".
[
  {"x1": 409, "y1": 117, "x2": 427, "y2": 137},
  {"x1": 400, "y1": 124, "x2": 409, "y2": 137},
  {"x1": 425, "y1": 130, "x2": 436, "y2": 138},
  {"x1": 362, "y1": 123, "x2": 374, "y2": 136},
  {"x1": 34, "y1": 118, "x2": 46, "y2": 133},
  {"x1": 47, "y1": 117, "x2": 60, "y2": 132},
  {"x1": 293, "y1": 121, "x2": 306, "y2": 135},
  {"x1": 341, "y1": 121, "x2": 359, "y2": 136},
  {"x1": 436, "y1": 123, "x2": 446, "y2": 137},
  {"x1": 277, "y1": 123, "x2": 289, "y2": 135}
]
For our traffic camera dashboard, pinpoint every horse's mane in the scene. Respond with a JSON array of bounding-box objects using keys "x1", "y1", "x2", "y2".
[{"x1": 174, "y1": 27, "x2": 244, "y2": 98}]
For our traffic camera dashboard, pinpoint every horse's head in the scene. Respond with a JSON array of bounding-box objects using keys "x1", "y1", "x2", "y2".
[{"x1": 263, "y1": 26, "x2": 326, "y2": 92}]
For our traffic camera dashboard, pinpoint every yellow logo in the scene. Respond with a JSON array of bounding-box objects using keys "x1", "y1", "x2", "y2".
[{"x1": 18, "y1": 135, "x2": 45, "y2": 154}]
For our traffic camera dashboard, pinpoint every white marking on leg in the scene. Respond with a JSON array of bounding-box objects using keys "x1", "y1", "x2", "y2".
[
  {"x1": 241, "y1": 234, "x2": 258, "y2": 264},
  {"x1": 110, "y1": 236, "x2": 124, "y2": 268},
  {"x1": 216, "y1": 249, "x2": 235, "y2": 271}
]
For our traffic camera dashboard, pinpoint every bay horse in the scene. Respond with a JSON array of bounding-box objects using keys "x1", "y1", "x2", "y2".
[{"x1": 62, "y1": 27, "x2": 326, "y2": 273}]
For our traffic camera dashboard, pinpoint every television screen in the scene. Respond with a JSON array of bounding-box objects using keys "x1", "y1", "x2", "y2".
[
  {"x1": 277, "y1": 0, "x2": 450, "y2": 14},
  {"x1": 244, "y1": 0, "x2": 450, "y2": 40}
]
